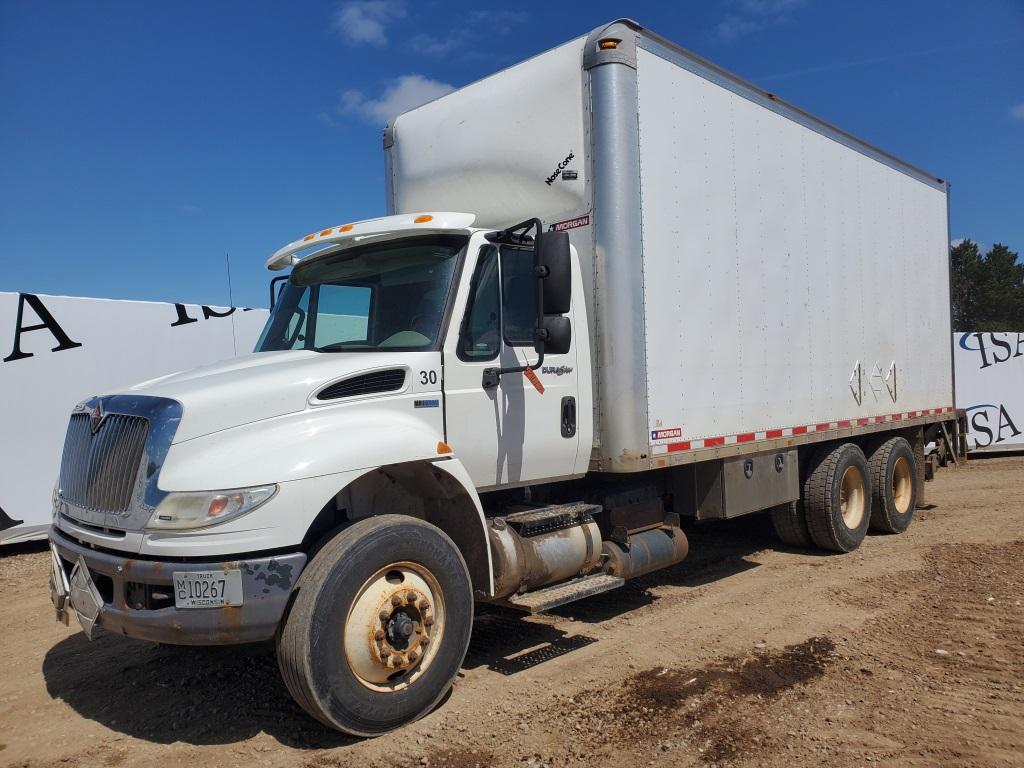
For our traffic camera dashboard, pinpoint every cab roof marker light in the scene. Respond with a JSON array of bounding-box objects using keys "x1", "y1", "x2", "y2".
[
  {"x1": 319, "y1": 228, "x2": 334, "y2": 236},
  {"x1": 414, "y1": 215, "x2": 433, "y2": 224}
]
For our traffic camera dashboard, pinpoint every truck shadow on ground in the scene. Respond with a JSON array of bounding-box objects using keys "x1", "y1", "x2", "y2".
[
  {"x1": 41, "y1": 635, "x2": 357, "y2": 749},
  {"x1": 40, "y1": 510, "x2": 815, "y2": 748}
]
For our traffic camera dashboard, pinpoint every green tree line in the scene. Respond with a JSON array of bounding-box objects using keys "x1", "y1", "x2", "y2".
[{"x1": 950, "y1": 240, "x2": 1024, "y2": 331}]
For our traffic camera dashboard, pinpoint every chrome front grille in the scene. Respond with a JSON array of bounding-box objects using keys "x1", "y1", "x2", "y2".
[{"x1": 59, "y1": 413, "x2": 149, "y2": 513}]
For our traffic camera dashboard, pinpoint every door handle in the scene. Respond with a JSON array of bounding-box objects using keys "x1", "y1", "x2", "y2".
[{"x1": 560, "y1": 396, "x2": 576, "y2": 438}]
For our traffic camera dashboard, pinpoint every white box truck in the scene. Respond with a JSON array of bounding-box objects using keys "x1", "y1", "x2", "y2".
[{"x1": 48, "y1": 19, "x2": 965, "y2": 736}]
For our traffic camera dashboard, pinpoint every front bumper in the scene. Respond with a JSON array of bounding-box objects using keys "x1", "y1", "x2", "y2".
[{"x1": 49, "y1": 526, "x2": 307, "y2": 645}]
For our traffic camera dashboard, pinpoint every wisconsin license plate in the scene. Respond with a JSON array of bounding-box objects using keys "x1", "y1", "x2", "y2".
[{"x1": 173, "y1": 570, "x2": 243, "y2": 608}]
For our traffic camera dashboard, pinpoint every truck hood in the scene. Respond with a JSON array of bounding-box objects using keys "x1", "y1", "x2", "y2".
[{"x1": 123, "y1": 350, "x2": 422, "y2": 443}]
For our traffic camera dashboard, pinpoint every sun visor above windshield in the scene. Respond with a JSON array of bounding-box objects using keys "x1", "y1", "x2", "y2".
[{"x1": 266, "y1": 212, "x2": 476, "y2": 271}]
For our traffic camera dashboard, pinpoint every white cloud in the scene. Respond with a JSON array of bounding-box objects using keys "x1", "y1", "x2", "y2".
[
  {"x1": 340, "y1": 74, "x2": 455, "y2": 125},
  {"x1": 1011, "y1": 102, "x2": 1024, "y2": 122},
  {"x1": 333, "y1": 1, "x2": 405, "y2": 47},
  {"x1": 711, "y1": 0, "x2": 805, "y2": 42},
  {"x1": 410, "y1": 10, "x2": 528, "y2": 58},
  {"x1": 465, "y1": 10, "x2": 529, "y2": 31},
  {"x1": 951, "y1": 238, "x2": 990, "y2": 254}
]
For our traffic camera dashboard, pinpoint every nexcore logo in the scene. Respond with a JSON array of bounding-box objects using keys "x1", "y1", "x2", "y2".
[{"x1": 545, "y1": 152, "x2": 575, "y2": 185}]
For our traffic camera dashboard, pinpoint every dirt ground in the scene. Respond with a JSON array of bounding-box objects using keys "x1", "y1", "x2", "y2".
[{"x1": 1, "y1": 455, "x2": 1021, "y2": 768}]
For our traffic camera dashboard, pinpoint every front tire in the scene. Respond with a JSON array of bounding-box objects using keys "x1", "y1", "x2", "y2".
[
  {"x1": 277, "y1": 515, "x2": 473, "y2": 736},
  {"x1": 803, "y1": 443, "x2": 871, "y2": 553}
]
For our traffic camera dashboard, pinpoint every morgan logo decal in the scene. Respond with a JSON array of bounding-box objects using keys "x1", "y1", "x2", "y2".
[
  {"x1": 651, "y1": 427, "x2": 682, "y2": 442},
  {"x1": 544, "y1": 152, "x2": 575, "y2": 185},
  {"x1": 550, "y1": 215, "x2": 590, "y2": 233}
]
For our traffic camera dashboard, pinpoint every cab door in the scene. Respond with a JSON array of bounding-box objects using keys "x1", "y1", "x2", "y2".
[{"x1": 442, "y1": 243, "x2": 581, "y2": 491}]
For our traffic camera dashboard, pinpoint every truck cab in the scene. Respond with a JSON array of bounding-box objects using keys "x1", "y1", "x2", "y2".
[{"x1": 49, "y1": 212, "x2": 615, "y2": 736}]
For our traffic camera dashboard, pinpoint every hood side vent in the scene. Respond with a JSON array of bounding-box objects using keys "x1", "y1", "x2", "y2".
[{"x1": 317, "y1": 368, "x2": 407, "y2": 400}]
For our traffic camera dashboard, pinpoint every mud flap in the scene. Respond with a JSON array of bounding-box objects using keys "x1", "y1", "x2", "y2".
[{"x1": 69, "y1": 557, "x2": 104, "y2": 639}]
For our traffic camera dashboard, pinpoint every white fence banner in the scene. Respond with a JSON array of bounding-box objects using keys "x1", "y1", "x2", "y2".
[
  {"x1": 0, "y1": 293, "x2": 268, "y2": 544},
  {"x1": 954, "y1": 332, "x2": 1024, "y2": 451}
]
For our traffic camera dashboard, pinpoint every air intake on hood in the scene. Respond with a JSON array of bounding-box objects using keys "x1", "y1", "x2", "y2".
[{"x1": 317, "y1": 368, "x2": 407, "y2": 400}]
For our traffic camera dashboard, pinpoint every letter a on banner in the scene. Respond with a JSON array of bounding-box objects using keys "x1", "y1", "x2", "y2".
[{"x1": 3, "y1": 293, "x2": 83, "y2": 362}]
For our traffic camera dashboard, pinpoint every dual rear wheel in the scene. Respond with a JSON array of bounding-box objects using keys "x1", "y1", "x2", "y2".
[{"x1": 772, "y1": 436, "x2": 917, "y2": 552}]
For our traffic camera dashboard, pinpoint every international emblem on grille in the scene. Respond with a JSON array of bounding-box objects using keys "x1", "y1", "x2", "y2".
[{"x1": 88, "y1": 403, "x2": 106, "y2": 433}]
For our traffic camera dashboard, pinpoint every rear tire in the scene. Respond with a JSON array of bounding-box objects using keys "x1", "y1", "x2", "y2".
[
  {"x1": 771, "y1": 501, "x2": 812, "y2": 548},
  {"x1": 867, "y1": 437, "x2": 917, "y2": 533},
  {"x1": 803, "y1": 443, "x2": 871, "y2": 553},
  {"x1": 277, "y1": 515, "x2": 473, "y2": 736}
]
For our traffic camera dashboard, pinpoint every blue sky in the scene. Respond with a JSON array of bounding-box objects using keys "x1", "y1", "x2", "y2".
[{"x1": 1, "y1": 0, "x2": 1022, "y2": 309}]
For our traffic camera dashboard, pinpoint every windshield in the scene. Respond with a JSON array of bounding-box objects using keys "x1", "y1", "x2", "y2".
[{"x1": 256, "y1": 235, "x2": 465, "y2": 352}]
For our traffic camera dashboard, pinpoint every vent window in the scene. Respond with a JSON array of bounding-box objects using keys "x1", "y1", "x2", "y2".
[{"x1": 317, "y1": 369, "x2": 406, "y2": 400}]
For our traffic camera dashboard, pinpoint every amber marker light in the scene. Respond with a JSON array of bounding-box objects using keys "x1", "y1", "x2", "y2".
[
  {"x1": 414, "y1": 215, "x2": 434, "y2": 224},
  {"x1": 598, "y1": 38, "x2": 620, "y2": 49},
  {"x1": 436, "y1": 441, "x2": 453, "y2": 455},
  {"x1": 319, "y1": 228, "x2": 333, "y2": 236},
  {"x1": 339, "y1": 224, "x2": 354, "y2": 232}
]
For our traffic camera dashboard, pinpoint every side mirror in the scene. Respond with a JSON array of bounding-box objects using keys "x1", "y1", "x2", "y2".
[
  {"x1": 534, "y1": 231, "x2": 571, "y2": 315},
  {"x1": 541, "y1": 315, "x2": 571, "y2": 355}
]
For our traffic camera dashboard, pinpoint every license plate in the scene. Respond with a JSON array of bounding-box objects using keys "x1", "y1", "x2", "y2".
[{"x1": 172, "y1": 570, "x2": 243, "y2": 608}]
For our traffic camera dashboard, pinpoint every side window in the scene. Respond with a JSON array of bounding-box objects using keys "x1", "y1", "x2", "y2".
[
  {"x1": 500, "y1": 246, "x2": 538, "y2": 346},
  {"x1": 458, "y1": 248, "x2": 500, "y2": 360},
  {"x1": 314, "y1": 284, "x2": 371, "y2": 348}
]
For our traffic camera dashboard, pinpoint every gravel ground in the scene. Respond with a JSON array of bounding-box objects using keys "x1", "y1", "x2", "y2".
[{"x1": 1, "y1": 455, "x2": 1021, "y2": 768}]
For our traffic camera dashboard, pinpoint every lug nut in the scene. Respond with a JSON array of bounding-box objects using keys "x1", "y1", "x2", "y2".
[
  {"x1": 418, "y1": 599, "x2": 430, "y2": 610},
  {"x1": 423, "y1": 616, "x2": 434, "y2": 626},
  {"x1": 378, "y1": 610, "x2": 389, "y2": 621},
  {"x1": 407, "y1": 651, "x2": 418, "y2": 663},
  {"x1": 380, "y1": 651, "x2": 390, "y2": 662},
  {"x1": 391, "y1": 594, "x2": 403, "y2": 606},
  {"x1": 419, "y1": 636, "x2": 430, "y2": 646},
  {"x1": 407, "y1": 590, "x2": 419, "y2": 604},
  {"x1": 374, "y1": 629, "x2": 385, "y2": 641}
]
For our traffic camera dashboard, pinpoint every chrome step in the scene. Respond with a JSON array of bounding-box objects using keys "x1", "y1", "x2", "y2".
[{"x1": 504, "y1": 573, "x2": 625, "y2": 614}]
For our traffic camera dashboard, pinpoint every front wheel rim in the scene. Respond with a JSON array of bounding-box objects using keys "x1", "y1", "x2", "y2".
[
  {"x1": 344, "y1": 561, "x2": 446, "y2": 692},
  {"x1": 839, "y1": 465, "x2": 866, "y2": 529}
]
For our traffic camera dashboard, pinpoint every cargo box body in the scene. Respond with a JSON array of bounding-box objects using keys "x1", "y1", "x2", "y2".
[{"x1": 387, "y1": 19, "x2": 954, "y2": 473}]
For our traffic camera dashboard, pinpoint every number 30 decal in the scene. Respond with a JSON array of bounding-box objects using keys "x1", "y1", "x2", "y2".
[{"x1": 419, "y1": 370, "x2": 438, "y2": 385}]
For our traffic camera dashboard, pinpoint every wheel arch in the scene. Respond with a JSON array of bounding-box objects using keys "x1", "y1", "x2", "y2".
[{"x1": 301, "y1": 458, "x2": 494, "y2": 597}]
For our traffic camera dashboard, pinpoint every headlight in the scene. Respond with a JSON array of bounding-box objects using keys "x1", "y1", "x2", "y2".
[{"x1": 146, "y1": 485, "x2": 277, "y2": 530}]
